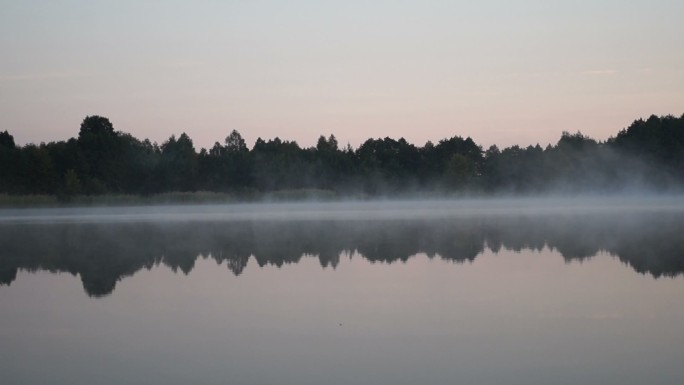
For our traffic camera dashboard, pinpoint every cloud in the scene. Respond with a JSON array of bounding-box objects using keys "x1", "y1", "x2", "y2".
[
  {"x1": 0, "y1": 71, "x2": 89, "y2": 82},
  {"x1": 162, "y1": 60, "x2": 205, "y2": 69},
  {"x1": 582, "y1": 69, "x2": 617, "y2": 76}
]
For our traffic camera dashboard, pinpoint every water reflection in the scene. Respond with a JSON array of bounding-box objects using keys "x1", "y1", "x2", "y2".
[{"x1": 1, "y1": 211, "x2": 683, "y2": 297}]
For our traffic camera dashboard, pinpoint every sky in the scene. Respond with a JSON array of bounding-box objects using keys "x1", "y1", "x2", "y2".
[{"x1": 1, "y1": 0, "x2": 683, "y2": 151}]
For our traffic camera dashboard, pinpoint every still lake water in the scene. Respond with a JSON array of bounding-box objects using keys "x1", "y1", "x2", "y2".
[{"x1": 1, "y1": 198, "x2": 684, "y2": 385}]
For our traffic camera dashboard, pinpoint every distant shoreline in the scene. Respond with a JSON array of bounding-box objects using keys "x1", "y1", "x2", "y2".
[
  {"x1": 2, "y1": 190, "x2": 683, "y2": 209},
  {"x1": 0, "y1": 190, "x2": 337, "y2": 208}
]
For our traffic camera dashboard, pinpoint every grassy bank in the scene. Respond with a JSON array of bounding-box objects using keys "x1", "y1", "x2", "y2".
[{"x1": 0, "y1": 189, "x2": 342, "y2": 208}]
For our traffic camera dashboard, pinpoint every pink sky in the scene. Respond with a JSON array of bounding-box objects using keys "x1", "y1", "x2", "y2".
[{"x1": 1, "y1": 1, "x2": 683, "y2": 150}]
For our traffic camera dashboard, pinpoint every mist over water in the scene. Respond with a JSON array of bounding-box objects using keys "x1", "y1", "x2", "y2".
[
  {"x1": 2, "y1": 198, "x2": 684, "y2": 385},
  {"x1": 1, "y1": 195, "x2": 683, "y2": 223}
]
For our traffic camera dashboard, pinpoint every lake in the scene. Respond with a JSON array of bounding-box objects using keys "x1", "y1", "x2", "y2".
[{"x1": 1, "y1": 198, "x2": 684, "y2": 385}]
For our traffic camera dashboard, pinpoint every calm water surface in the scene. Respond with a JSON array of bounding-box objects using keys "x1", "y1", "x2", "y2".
[{"x1": 1, "y1": 199, "x2": 684, "y2": 385}]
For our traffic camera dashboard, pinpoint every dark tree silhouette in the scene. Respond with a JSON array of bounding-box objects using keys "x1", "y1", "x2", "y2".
[{"x1": 1, "y1": 113, "x2": 684, "y2": 197}]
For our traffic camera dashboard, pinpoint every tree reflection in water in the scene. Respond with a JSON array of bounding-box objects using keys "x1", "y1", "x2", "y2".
[{"x1": 1, "y1": 212, "x2": 683, "y2": 297}]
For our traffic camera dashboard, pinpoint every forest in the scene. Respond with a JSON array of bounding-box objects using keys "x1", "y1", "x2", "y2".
[{"x1": 1, "y1": 114, "x2": 683, "y2": 199}]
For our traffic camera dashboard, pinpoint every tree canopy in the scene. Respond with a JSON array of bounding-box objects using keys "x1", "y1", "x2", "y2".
[{"x1": 1, "y1": 113, "x2": 683, "y2": 198}]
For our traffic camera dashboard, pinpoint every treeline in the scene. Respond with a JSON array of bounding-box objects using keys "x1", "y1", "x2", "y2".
[{"x1": 1, "y1": 114, "x2": 683, "y2": 198}]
